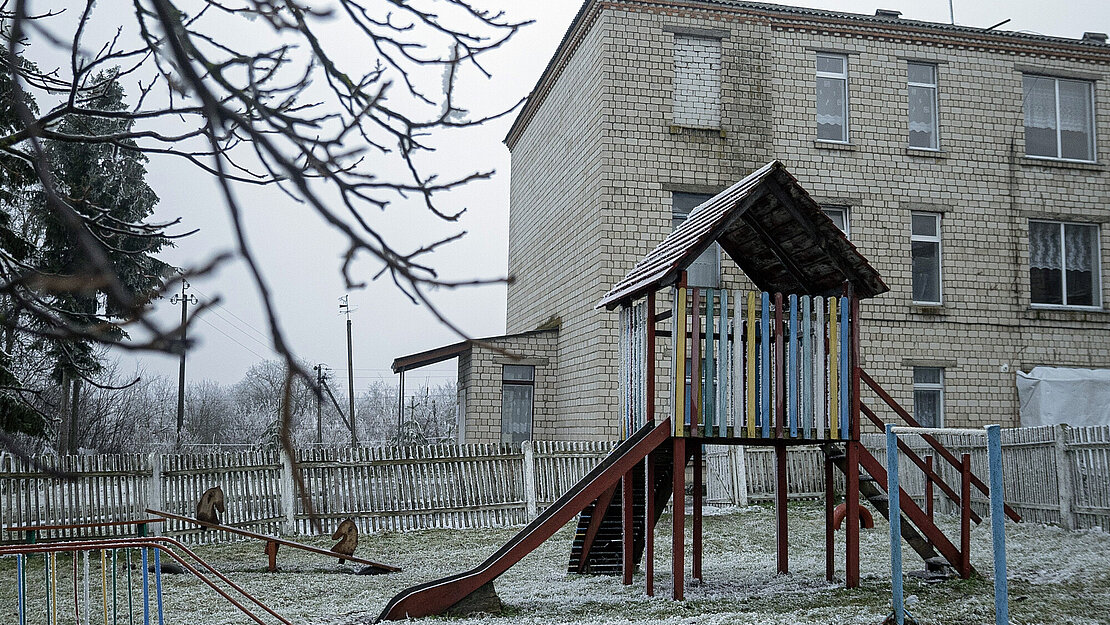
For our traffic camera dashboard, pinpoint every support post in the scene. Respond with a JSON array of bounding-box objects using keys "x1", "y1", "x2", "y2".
[
  {"x1": 672, "y1": 437, "x2": 685, "y2": 601},
  {"x1": 775, "y1": 442, "x2": 788, "y2": 574},
  {"x1": 692, "y1": 443, "x2": 703, "y2": 581},
  {"x1": 925, "y1": 455, "x2": 935, "y2": 523},
  {"x1": 622, "y1": 469, "x2": 634, "y2": 585},
  {"x1": 886, "y1": 425, "x2": 904, "y2": 625},
  {"x1": 1053, "y1": 423, "x2": 1076, "y2": 530},
  {"x1": 986, "y1": 425, "x2": 1009, "y2": 625},
  {"x1": 845, "y1": 294, "x2": 862, "y2": 588},
  {"x1": 646, "y1": 453, "x2": 656, "y2": 597},
  {"x1": 522, "y1": 440, "x2": 537, "y2": 520},
  {"x1": 825, "y1": 453, "x2": 835, "y2": 582},
  {"x1": 147, "y1": 454, "x2": 163, "y2": 536},
  {"x1": 646, "y1": 291, "x2": 656, "y2": 426},
  {"x1": 960, "y1": 453, "x2": 972, "y2": 579},
  {"x1": 280, "y1": 448, "x2": 297, "y2": 536}
]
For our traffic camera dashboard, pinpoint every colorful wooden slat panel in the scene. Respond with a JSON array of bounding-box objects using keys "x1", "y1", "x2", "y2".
[
  {"x1": 733, "y1": 290, "x2": 744, "y2": 437},
  {"x1": 760, "y1": 291, "x2": 771, "y2": 439},
  {"x1": 704, "y1": 289, "x2": 715, "y2": 436},
  {"x1": 829, "y1": 296, "x2": 839, "y2": 440},
  {"x1": 788, "y1": 294, "x2": 799, "y2": 438},
  {"x1": 718, "y1": 290, "x2": 729, "y2": 438},
  {"x1": 674, "y1": 288, "x2": 686, "y2": 437},
  {"x1": 839, "y1": 296, "x2": 850, "y2": 440},
  {"x1": 691, "y1": 289, "x2": 702, "y2": 437},
  {"x1": 801, "y1": 295, "x2": 813, "y2": 440},
  {"x1": 745, "y1": 292, "x2": 756, "y2": 438},
  {"x1": 815, "y1": 299, "x2": 825, "y2": 440}
]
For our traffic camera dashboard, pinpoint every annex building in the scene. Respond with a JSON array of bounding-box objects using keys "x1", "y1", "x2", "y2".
[{"x1": 394, "y1": 1, "x2": 1110, "y2": 443}]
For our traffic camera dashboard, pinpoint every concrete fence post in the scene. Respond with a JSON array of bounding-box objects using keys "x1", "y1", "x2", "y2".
[
  {"x1": 147, "y1": 453, "x2": 163, "y2": 535},
  {"x1": 732, "y1": 445, "x2": 749, "y2": 507},
  {"x1": 279, "y1": 449, "x2": 297, "y2": 536},
  {"x1": 1053, "y1": 423, "x2": 1076, "y2": 530},
  {"x1": 522, "y1": 440, "x2": 538, "y2": 520}
]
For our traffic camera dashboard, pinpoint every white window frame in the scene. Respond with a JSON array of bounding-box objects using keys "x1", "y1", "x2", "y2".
[
  {"x1": 910, "y1": 212, "x2": 943, "y2": 305},
  {"x1": 501, "y1": 365, "x2": 535, "y2": 444},
  {"x1": 1029, "y1": 219, "x2": 1103, "y2": 310},
  {"x1": 672, "y1": 192, "x2": 720, "y2": 288},
  {"x1": 907, "y1": 62, "x2": 939, "y2": 151},
  {"x1": 822, "y1": 206, "x2": 850, "y2": 239},
  {"x1": 912, "y1": 367, "x2": 944, "y2": 428},
  {"x1": 1023, "y1": 75, "x2": 1097, "y2": 163},
  {"x1": 816, "y1": 53, "x2": 849, "y2": 143}
]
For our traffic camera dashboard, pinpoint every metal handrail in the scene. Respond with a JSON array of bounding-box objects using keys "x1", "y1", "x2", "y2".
[{"x1": 0, "y1": 536, "x2": 292, "y2": 625}]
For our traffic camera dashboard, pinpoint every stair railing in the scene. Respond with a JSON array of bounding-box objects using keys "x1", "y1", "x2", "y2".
[{"x1": 859, "y1": 369, "x2": 1021, "y2": 523}]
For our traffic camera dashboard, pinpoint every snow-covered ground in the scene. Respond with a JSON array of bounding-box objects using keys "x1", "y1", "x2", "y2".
[{"x1": 2, "y1": 503, "x2": 1107, "y2": 625}]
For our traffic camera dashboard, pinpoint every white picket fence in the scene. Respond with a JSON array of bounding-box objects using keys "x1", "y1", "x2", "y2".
[
  {"x1": 0, "y1": 441, "x2": 615, "y2": 544},
  {"x1": 704, "y1": 425, "x2": 1110, "y2": 531}
]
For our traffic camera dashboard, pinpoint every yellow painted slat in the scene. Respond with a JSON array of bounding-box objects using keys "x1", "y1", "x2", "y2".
[
  {"x1": 675, "y1": 287, "x2": 687, "y2": 437},
  {"x1": 829, "y1": 296, "x2": 839, "y2": 440},
  {"x1": 746, "y1": 291, "x2": 756, "y2": 438}
]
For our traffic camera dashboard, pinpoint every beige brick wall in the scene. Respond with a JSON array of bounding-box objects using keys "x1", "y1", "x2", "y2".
[{"x1": 507, "y1": 2, "x2": 1110, "y2": 436}]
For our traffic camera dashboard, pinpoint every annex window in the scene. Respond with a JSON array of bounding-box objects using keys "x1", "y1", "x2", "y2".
[
  {"x1": 913, "y1": 367, "x2": 944, "y2": 428},
  {"x1": 501, "y1": 365, "x2": 534, "y2": 445},
  {"x1": 673, "y1": 192, "x2": 720, "y2": 288},
  {"x1": 911, "y1": 212, "x2": 942, "y2": 304},
  {"x1": 816, "y1": 53, "x2": 849, "y2": 142},
  {"x1": 673, "y1": 35, "x2": 721, "y2": 128},
  {"x1": 1023, "y1": 75, "x2": 1095, "y2": 161},
  {"x1": 1029, "y1": 220, "x2": 1101, "y2": 308},
  {"x1": 908, "y1": 62, "x2": 939, "y2": 150},
  {"x1": 822, "y1": 206, "x2": 850, "y2": 239}
]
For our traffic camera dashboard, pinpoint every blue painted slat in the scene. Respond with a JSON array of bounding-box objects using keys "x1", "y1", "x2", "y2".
[
  {"x1": 16, "y1": 554, "x2": 25, "y2": 625},
  {"x1": 705, "y1": 289, "x2": 715, "y2": 435},
  {"x1": 788, "y1": 294, "x2": 798, "y2": 438},
  {"x1": 839, "y1": 296, "x2": 850, "y2": 440},
  {"x1": 801, "y1": 295, "x2": 812, "y2": 440},
  {"x1": 718, "y1": 289, "x2": 729, "y2": 438},
  {"x1": 141, "y1": 548, "x2": 150, "y2": 625},
  {"x1": 986, "y1": 425, "x2": 1009, "y2": 625},
  {"x1": 154, "y1": 550, "x2": 164, "y2": 625},
  {"x1": 760, "y1": 292, "x2": 771, "y2": 438}
]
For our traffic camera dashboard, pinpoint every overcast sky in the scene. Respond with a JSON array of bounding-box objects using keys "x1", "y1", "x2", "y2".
[{"x1": 120, "y1": 0, "x2": 1110, "y2": 396}]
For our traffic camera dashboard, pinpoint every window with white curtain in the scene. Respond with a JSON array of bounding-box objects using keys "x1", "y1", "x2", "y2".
[
  {"x1": 908, "y1": 63, "x2": 939, "y2": 150},
  {"x1": 913, "y1": 367, "x2": 944, "y2": 428},
  {"x1": 1023, "y1": 75, "x2": 1095, "y2": 161},
  {"x1": 501, "y1": 365, "x2": 534, "y2": 444},
  {"x1": 1029, "y1": 220, "x2": 1101, "y2": 307},
  {"x1": 816, "y1": 53, "x2": 849, "y2": 142},
  {"x1": 911, "y1": 212, "x2": 942, "y2": 304}
]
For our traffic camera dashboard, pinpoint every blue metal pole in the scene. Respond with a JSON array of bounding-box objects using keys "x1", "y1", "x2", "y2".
[
  {"x1": 141, "y1": 548, "x2": 150, "y2": 625},
  {"x1": 886, "y1": 424, "x2": 904, "y2": 625},
  {"x1": 153, "y1": 550, "x2": 164, "y2": 625},
  {"x1": 16, "y1": 554, "x2": 25, "y2": 625},
  {"x1": 986, "y1": 425, "x2": 1009, "y2": 625}
]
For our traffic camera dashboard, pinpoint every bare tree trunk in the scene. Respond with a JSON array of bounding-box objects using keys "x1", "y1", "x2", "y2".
[
  {"x1": 59, "y1": 370, "x2": 70, "y2": 454},
  {"x1": 68, "y1": 377, "x2": 82, "y2": 453}
]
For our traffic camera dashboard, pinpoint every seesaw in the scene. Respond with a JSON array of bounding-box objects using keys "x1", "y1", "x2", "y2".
[{"x1": 146, "y1": 508, "x2": 400, "y2": 574}]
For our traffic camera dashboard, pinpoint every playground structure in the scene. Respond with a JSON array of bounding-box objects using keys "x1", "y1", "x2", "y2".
[
  {"x1": 0, "y1": 535, "x2": 291, "y2": 625},
  {"x1": 378, "y1": 161, "x2": 1022, "y2": 620},
  {"x1": 145, "y1": 508, "x2": 400, "y2": 574}
]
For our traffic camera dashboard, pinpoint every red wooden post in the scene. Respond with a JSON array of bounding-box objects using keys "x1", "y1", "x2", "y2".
[
  {"x1": 622, "y1": 469, "x2": 634, "y2": 585},
  {"x1": 825, "y1": 454, "x2": 835, "y2": 582},
  {"x1": 925, "y1": 455, "x2": 935, "y2": 523},
  {"x1": 845, "y1": 293, "x2": 861, "y2": 588},
  {"x1": 672, "y1": 437, "x2": 686, "y2": 600},
  {"x1": 690, "y1": 289, "x2": 701, "y2": 437},
  {"x1": 646, "y1": 453, "x2": 656, "y2": 597},
  {"x1": 693, "y1": 443, "x2": 703, "y2": 581},
  {"x1": 776, "y1": 442, "x2": 789, "y2": 574},
  {"x1": 960, "y1": 453, "x2": 972, "y2": 579}
]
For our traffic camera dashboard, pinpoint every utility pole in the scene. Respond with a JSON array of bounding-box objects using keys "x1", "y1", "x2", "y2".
[
  {"x1": 313, "y1": 364, "x2": 329, "y2": 445},
  {"x1": 339, "y1": 296, "x2": 357, "y2": 447},
  {"x1": 171, "y1": 279, "x2": 198, "y2": 448}
]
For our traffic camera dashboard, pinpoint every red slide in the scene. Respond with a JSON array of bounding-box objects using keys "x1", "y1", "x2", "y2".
[{"x1": 376, "y1": 419, "x2": 673, "y2": 621}]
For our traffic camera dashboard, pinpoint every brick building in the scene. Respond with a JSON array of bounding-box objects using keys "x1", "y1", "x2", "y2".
[{"x1": 396, "y1": 1, "x2": 1110, "y2": 443}]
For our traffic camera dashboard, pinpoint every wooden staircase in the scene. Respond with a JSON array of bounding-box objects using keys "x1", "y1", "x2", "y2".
[{"x1": 568, "y1": 440, "x2": 678, "y2": 575}]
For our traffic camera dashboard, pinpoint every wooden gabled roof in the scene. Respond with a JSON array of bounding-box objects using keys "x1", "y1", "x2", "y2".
[{"x1": 597, "y1": 161, "x2": 888, "y2": 310}]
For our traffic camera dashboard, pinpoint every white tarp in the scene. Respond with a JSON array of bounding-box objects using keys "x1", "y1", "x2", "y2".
[{"x1": 1017, "y1": 366, "x2": 1110, "y2": 427}]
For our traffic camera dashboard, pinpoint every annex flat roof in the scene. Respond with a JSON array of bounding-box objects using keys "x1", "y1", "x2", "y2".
[
  {"x1": 392, "y1": 329, "x2": 557, "y2": 373},
  {"x1": 597, "y1": 160, "x2": 889, "y2": 310}
]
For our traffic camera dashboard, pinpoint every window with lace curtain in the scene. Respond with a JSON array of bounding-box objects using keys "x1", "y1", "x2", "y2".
[
  {"x1": 501, "y1": 365, "x2": 534, "y2": 444},
  {"x1": 816, "y1": 53, "x2": 849, "y2": 142},
  {"x1": 1029, "y1": 220, "x2": 1101, "y2": 307},
  {"x1": 1023, "y1": 75, "x2": 1095, "y2": 161},
  {"x1": 908, "y1": 63, "x2": 939, "y2": 150}
]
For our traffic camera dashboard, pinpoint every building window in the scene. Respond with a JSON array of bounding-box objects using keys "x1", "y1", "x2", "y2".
[
  {"x1": 911, "y1": 212, "x2": 942, "y2": 304},
  {"x1": 1029, "y1": 220, "x2": 1101, "y2": 308},
  {"x1": 908, "y1": 62, "x2": 939, "y2": 150},
  {"x1": 501, "y1": 365, "x2": 534, "y2": 444},
  {"x1": 1023, "y1": 75, "x2": 1095, "y2": 161},
  {"x1": 673, "y1": 35, "x2": 721, "y2": 128},
  {"x1": 816, "y1": 53, "x2": 849, "y2": 142},
  {"x1": 822, "y1": 206, "x2": 850, "y2": 239},
  {"x1": 673, "y1": 192, "x2": 720, "y2": 288},
  {"x1": 913, "y1": 367, "x2": 944, "y2": 428}
]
